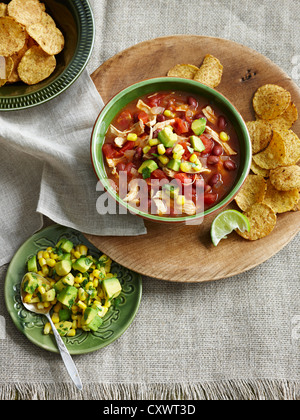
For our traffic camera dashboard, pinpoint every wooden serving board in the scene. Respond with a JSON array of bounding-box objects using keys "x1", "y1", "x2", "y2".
[{"x1": 86, "y1": 35, "x2": 300, "y2": 283}]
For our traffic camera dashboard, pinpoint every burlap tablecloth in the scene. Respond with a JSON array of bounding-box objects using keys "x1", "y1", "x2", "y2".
[{"x1": 0, "y1": 0, "x2": 299, "y2": 400}]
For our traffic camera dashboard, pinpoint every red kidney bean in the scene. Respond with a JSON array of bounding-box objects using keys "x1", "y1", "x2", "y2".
[
  {"x1": 157, "y1": 114, "x2": 166, "y2": 122},
  {"x1": 165, "y1": 147, "x2": 173, "y2": 157},
  {"x1": 188, "y1": 96, "x2": 198, "y2": 108},
  {"x1": 224, "y1": 160, "x2": 237, "y2": 171},
  {"x1": 204, "y1": 184, "x2": 212, "y2": 193},
  {"x1": 218, "y1": 115, "x2": 227, "y2": 130},
  {"x1": 209, "y1": 173, "x2": 221, "y2": 186},
  {"x1": 212, "y1": 144, "x2": 223, "y2": 156},
  {"x1": 133, "y1": 113, "x2": 140, "y2": 123},
  {"x1": 134, "y1": 147, "x2": 143, "y2": 159},
  {"x1": 204, "y1": 193, "x2": 218, "y2": 205},
  {"x1": 116, "y1": 162, "x2": 126, "y2": 173},
  {"x1": 207, "y1": 155, "x2": 220, "y2": 165}
]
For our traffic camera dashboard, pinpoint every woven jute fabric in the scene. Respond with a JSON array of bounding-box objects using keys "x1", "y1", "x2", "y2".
[{"x1": 0, "y1": 0, "x2": 299, "y2": 400}]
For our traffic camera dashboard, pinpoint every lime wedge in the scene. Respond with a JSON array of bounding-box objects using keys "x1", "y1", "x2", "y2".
[{"x1": 211, "y1": 209, "x2": 251, "y2": 246}]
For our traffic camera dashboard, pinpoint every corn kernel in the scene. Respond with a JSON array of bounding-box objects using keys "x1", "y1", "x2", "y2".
[
  {"x1": 50, "y1": 252, "x2": 58, "y2": 260},
  {"x1": 193, "y1": 164, "x2": 203, "y2": 172},
  {"x1": 72, "y1": 320, "x2": 77, "y2": 329},
  {"x1": 43, "y1": 302, "x2": 51, "y2": 308},
  {"x1": 30, "y1": 297, "x2": 40, "y2": 303},
  {"x1": 220, "y1": 132, "x2": 229, "y2": 142},
  {"x1": 24, "y1": 294, "x2": 32, "y2": 303},
  {"x1": 74, "y1": 251, "x2": 81, "y2": 259},
  {"x1": 79, "y1": 245, "x2": 88, "y2": 256},
  {"x1": 86, "y1": 282, "x2": 94, "y2": 290},
  {"x1": 37, "y1": 303, "x2": 44, "y2": 310},
  {"x1": 158, "y1": 155, "x2": 169, "y2": 165},
  {"x1": 173, "y1": 144, "x2": 184, "y2": 154},
  {"x1": 148, "y1": 138, "x2": 160, "y2": 146},
  {"x1": 173, "y1": 152, "x2": 184, "y2": 160},
  {"x1": 127, "y1": 133, "x2": 138, "y2": 141},
  {"x1": 46, "y1": 258, "x2": 56, "y2": 268},
  {"x1": 78, "y1": 288, "x2": 87, "y2": 301},
  {"x1": 93, "y1": 269, "x2": 100, "y2": 278},
  {"x1": 89, "y1": 274, "x2": 95, "y2": 281},
  {"x1": 176, "y1": 195, "x2": 186, "y2": 206},
  {"x1": 38, "y1": 285, "x2": 46, "y2": 295},
  {"x1": 71, "y1": 314, "x2": 78, "y2": 320},
  {"x1": 93, "y1": 279, "x2": 99, "y2": 288},
  {"x1": 189, "y1": 153, "x2": 198, "y2": 163},
  {"x1": 51, "y1": 313, "x2": 60, "y2": 324},
  {"x1": 38, "y1": 258, "x2": 47, "y2": 267},
  {"x1": 74, "y1": 273, "x2": 84, "y2": 284},
  {"x1": 43, "y1": 251, "x2": 50, "y2": 259},
  {"x1": 41, "y1": 266, "x2": 49, "y2": 276},
  {"x1": 67, "y1": 329, "x2": 76, "y2": 337},
  {"x1": 77, "y1": 301, "x2": 87, "y2": 311},
  {"x1": 46, "y1": 247, "x2": 53, "y2": 253},
  {"x1": 71, "y1": 305, "x2": 78, "y2": 314},
  {"x1": 37, "y1": 251, "x2": 44, "y2": 260},
  {"x1": 157, "y1": 144, "x2": 166, "y2": 155},
  {"x1": 164, "y1": 110, "x2": 175, "y2": 118},
  {"x1": 143, "y1": 145, "x2": 151, "y2": 154},
  {"x1": 44, "y1": 323, "x2": 52, "y2": 335},
  {"x1": 180, "y1": 162, "x2": 192, "y2": 173}
]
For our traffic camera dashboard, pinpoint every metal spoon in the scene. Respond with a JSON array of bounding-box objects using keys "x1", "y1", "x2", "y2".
[{"x1": 21, "y1": 273, "x2": 83, "y2": 391}]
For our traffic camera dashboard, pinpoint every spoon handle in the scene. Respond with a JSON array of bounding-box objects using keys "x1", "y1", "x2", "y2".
[{"x1": 46, "y1": 313, "x2": 83, "y2": 391}]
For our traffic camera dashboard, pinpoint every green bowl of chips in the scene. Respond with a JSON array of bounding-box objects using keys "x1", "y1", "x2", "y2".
[{"x1": 0, "y1": 0, "x2": 94, "y2": 111}]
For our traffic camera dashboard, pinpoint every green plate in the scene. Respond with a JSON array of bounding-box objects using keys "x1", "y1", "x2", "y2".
[
  {"x1": 0, "y1": 0, "x2": 95, "y2": 111},
  {"x1": 4, "y1": 225, "x2": 142, "y2": 355}
]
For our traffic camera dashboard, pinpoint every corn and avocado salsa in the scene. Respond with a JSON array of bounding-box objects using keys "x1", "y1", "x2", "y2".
[{"x1": 23, "y1": 238, "x2": 122, "y2": 337}]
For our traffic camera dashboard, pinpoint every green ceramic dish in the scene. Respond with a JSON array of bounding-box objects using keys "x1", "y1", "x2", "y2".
[
  {"x1": 91, "y1": 77, "x2": 252, "y2": 224},
  {"x1": 0, "y1": 0, "x2": 94, "y2": 111},
  {"x1": 4, "y1": 224, "x2": 142, "y2": 355}
]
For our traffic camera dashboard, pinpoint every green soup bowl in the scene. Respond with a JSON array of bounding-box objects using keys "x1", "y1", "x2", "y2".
[
  {"x1": 0, "y1": 0, "x2": 94, "y2": 111},
  {"x1": 91, "y1": 77, "x2": 252, "y2": 224}
]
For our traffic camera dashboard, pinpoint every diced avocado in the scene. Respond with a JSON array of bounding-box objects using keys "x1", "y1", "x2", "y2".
[
  {"x1": 190, "y1": 135, "x2": 205, "y2": 152},
  {"x1": 92, "y1": 302, "x2": 108, "y2": 318},
  {"x1": 61, "y1": 273, "x2": 75, "y2": 287},
  {"x1": 53, "y1": 279, "x2": 66, "y2": 294},
  {"x1": 167, "y1": 159, "x2": 181, "y2": 172},
  {"x1": 158, "y1": 126, "x2": 178, "y2": 147},
  {"x1": 86, "y1": 314, "x2": 103, "y2": 332},
  {"x1": 27, "y1": 256, "x2": 38, "y2": 273},
  {"x1": 102, "y1": 277, "x2": 122, "y2": 300},
  {"x1": 191, "y1": 118, "x2": 206, "y2": 136},
  {"x1": 55, "y1": 260, "x2": 72, "y2": 276},
  {"x1": 162, "y1": 183, "x2": 180, "y2": 198},
  {"x1": 41, "y1": 289, "x2": 56, "y2": 302},
  {"x1": 23, "y1": 273, "x2": 39, "y2": 294},
  {"x1": 56, "y1": 238, "x2": 74, "y2": 254},
  {"x1": 60, "y1": 253, "x2": 71, "y2": 261},
  {"x1": 138, "y1": 160, "x2": 158, "y2": 175},
  {"x1": 72, "y1": 257, "x2": 94, "y2": 274},
  {"x1": 59, "y1": 308, "x2": 72, "y2": 322},
  {"x1": 57, "y1": 286, "x2": 78, "y2": 308},
  {"x1": 83, "y1": 307, "x2": 98, "y2": 326},
  {"x1": 54, "y1": 321, "x2": 73, "y2": 337}
]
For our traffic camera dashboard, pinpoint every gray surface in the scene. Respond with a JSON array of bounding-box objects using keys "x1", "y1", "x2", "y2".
[{"x1": 0, "y1": 0, "x2": 299, "y2": 400}]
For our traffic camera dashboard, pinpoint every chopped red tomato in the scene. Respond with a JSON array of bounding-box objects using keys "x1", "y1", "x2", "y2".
[
  {"x1": 138, "y1": 111, "x2": 149, "y2": 124},
  {"x1": 172, "y1": 118, "x2": 189, "y2": 135},
  {"x1": 119, "y1": 141, "x2": 135, "y2": 155},
  {"x1": 102, "y1": 144, "x2": 121, "y2": 159},
  {"x1": 200, "y1": 135, "x2": 214, "y2": 155},
  {"x1": 117, "y1": 110, "x2": 133, "y2": 130},
  {"x1": 174, "y1": 172, "x2": 193, "y2": 185},
  {"x1": 147, "y1": 93, "x2": 168, "y2": 108}
]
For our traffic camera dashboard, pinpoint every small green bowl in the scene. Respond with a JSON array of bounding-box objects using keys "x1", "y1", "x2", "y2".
[
  {"x1": 91, "y1": 77, "x2": 252, "y2": 224},
  {"x1": 0, "y1": 0, "x2": 94, "y2": 111}
]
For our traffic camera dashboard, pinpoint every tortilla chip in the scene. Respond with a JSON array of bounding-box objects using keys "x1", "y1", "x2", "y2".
[
  {"x1": 0, "y1": 56, "x2": 14, "y2": 87},
  {"x1": 252, "y1": 130, "x2": 286, "y2": 169},
  {"x1": 279, "y1": 129, "x2": 300, "y2": 166},
  {"x1": 0, "y1": 3, "x2": 7, "y2": 17},
  {"x1": 250, "y1": 160, "x2": 270, "y2": 178},
  {"x1": 269, "y1": 165, "x2": 300, "y2": 191},
  {"x1": 235, "y1": 174, "x2": 267, "y2": 212},
  {"x1": 194, "y1": 54, "x2": 223, "y2": 88},
  {"x1": 27, "y1": 22, "x2": 65, "y2": 55},
  {"x1": 167, "y1": 64, "x2": 199, "y2": 79},
  {"x1": 7, "y1": 0, "x2": 43, "y2": 27},
  {"x1": 263, "y1": 179, "x2": 299, "y2": 213},
  {"x1": 0, "y1": 16, "x2": 26, "y2": 57},
  {"x1": 259, "y1": 102, "x2": 298, "y2": 131},
  {"x1": 246, "y1": 120, "x2": 273, "y2": 154},
  {"x1": 293, "y1": 196, "x2": 300, "y2": 211},
  {"x1": 253, "y1": 84, "x2": 291, "y2": 120},
  {"x1": 237, "y1": 203, "x2": 277, "y2": 241},
  {"x1": 18, "y1": 45, "x2": 56, "y2": 85}
]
